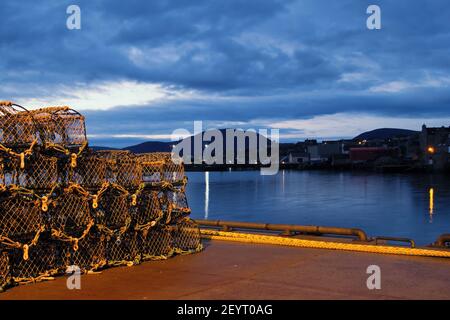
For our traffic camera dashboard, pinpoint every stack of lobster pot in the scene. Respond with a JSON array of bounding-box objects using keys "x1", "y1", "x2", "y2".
[
  {"x1": 0, "y1": 104, "x2": 58, "y2": 287},
  {"x1": 136, "y1": 152, "x2": 201, "y2": 261},
  {"x1": 0, "y1": 101, "x2": 202, "y2": 292}
]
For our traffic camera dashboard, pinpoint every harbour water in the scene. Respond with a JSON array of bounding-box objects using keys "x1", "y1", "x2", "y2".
[{"x1": 186, "y1": 170, "x2": 450, "y2": 245}]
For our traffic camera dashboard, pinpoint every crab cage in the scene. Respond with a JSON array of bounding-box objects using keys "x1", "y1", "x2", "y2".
[
  {"x1": 0, "y1": 157, "x2": 18, "y2": 187},
  {"x1": 95, "y1": 150, "x2": 142, "y2": 188},
  {"x1": 171, "y1": 219, "x2": 202, "y2": 254},
  {"x1": 60, "y1": 228, "x2": 106, "y2": 273},
  {"x1": 16, "y1": 154, "x2": 58, "y2": 190},
  {"x1": 139, "y1": 226, "x2": 173, "y2": 261},
  {"x1": 163, "y1": 153, "x2": 185, "y2": 184},
  {"x1": 134, "y1": 190, "x2": 164, "y2": 228},
  {"x1": 8, "y1": 238, "x2": 61, "y2": 283},
  {"x1": 96, "y1": 185, "x2": 131, "y2": 231},
  {"x1": 116, "y1": 154, "x2": 142, "y2": 189},
  {"x1": 30, "y1": 106, "x2": 87, "y2": 154},
  {"x1": 161, "y1": 187, "x2": 191, "y2": 224},
  {"x1": 50, "y1": 187, "x2": 92, "y2": 240},
  {"x1": 0, "y1": 191, "x2": 45, "y2": 244},
  {"x1": 0, "y1": 102, "x2": 37, "y2": 150},
  {"x1": 64, "y1": 153, "x2": 107, "y2": 190},
  {"x1": 106, "y1": 231, "x2": 140, "y2": 266},
  {"x1": 137, "y1": 153, "x2": 166, "y2": 185}
]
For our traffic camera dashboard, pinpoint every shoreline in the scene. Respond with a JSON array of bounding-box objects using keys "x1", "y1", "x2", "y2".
[{"x1": 184, "y1": 163, "x2": 447, "y2": 174}]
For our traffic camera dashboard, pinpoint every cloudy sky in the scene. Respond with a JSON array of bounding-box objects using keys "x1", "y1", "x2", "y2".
[{"x1": 2, "y1": 0, "x2": 450, "y2": 147}]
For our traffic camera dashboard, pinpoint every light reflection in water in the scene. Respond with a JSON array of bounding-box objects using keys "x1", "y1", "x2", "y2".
[
  {"x1": 429, "y1": 187, "x2": 434, "y2": 223},
  {"x1": 204, "y1": 171, "x2": 209, "y2": 219}
]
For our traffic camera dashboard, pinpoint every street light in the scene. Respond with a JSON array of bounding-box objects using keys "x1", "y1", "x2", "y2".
[{"x1": 427, "y1": 146, "x2": 435, "y2": 154}]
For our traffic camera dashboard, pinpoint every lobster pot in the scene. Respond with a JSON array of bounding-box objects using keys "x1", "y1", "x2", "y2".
[
  {"x1": 66, "y1": 155, "x2": 107, "y2": 189},
  {"x1": 0, "y1": 193, "x2": 44, "y2": 240},
  {"x1": 163, "y1": 155, "x2": 185, "y2": 184},
  {"x1": 106, "y1": 231, "x2": 140, "y2": 266},
  {"x1": 51, "y1": 191, "x2": 91, "y2": 238},
  {"x1": 135, "y1": 190, "x2": 163, "y2": 227},
  {"x1": 171, "y1": 219, "x2": 202, "y2": 253},
  {"x1": 162, "y1": 188, "x2": 191, "y2": 224},
  {"x1": 0, "y1": 251, "x2": 11, "y2": 291},
  {"x1": 0, "y1": 104, "x2": 36, "y2": 149},
  {"x1": 140, "y1": 227, "x2": 173, "y2": 260},
  {"x1": 98, "y1": 188, "x2": 131, "y2": 230},
  {"x1": 31, "y1": 107, "x2": 87, "y2": 151},
  {"x1": 138, "y1": 153, "x2": 165, "y2": 184},
  {"x1": 56, "y1": 109, "x2": 86, "y2": 147},
  {"x1": 17, "y1": 155, "x2": 58, "y2": 190},
  {"x1": 94, "y1": 150, "x2": 131, "y2": 183},
  {"x1": 9, "y1": 240, "x2": 59, "y2": 282},
  {"x1": 60, "y1": 229, "x2": 106, "y2": 273},
  {"x1": 2, "y1": 156, "x2": 22, "y2": 186},
  {"x1": 116, "y1": 155, "x2": 142, "y2": 189}
]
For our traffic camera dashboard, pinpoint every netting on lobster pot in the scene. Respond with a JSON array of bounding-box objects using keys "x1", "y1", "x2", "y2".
[
  {"x1": 137, "y1": 153, "x2": 166, "y2": 184},
  {"x1": 163, "y1": 153, "x2": 185, "y2": 184},
  {"x1": 0, "y1": 192, "x2": 44, "y2": 242},
  {"x1": 0, "y1": 102, "x2": 36, "y2": 149},
  {"x1": 95, "y1": 150, "x2": 131, "y2": 161},
  {"x1": 9, "y1": 239, "x2": 60, "y2": 283},
  {"x1": 171, "y1": 219, "x2": 202, "y2": 254},
  {"x1": 50, "y1": 187, "x2": 92, "y2": 239},
  {"x1": 30, "y1": 106, "x2": 87, "y2": 153},
  {"x1": 17, "y1": 154, "x2": 58, "y2": 190},
  {"x1": 65, "y1": 154, "x2": 107, "y2": 189},
  {"x1": 60, "y1": 229, "x2": 106, "y2": 273},
  {"x1": 162, "y1": 188, "x2": 191, "y2": 224},
  {"x1": 97, "y1": 186, "x2": 131, "y2": 231},
  {"x1": 0, "y1": 251, "x2": 11, "y2": 291},
  {"x1": 106, "y1": 231, "x2": 140, "y2": 266},
  {"x1": 116, "y1": 155, "x2": 142, "y2": 189},
  {"x1": 95, "y1": 150, "x2": 131, "y2": 183},
  {"x1": 140, "y1": 226, "x2": 173, "y2": 260},
  {"x1": 134, "y1": 190, "x2": 163, "y2": 228},
  {"x1": 1, "y1": 157, "x2": 19, "y2": 186}
]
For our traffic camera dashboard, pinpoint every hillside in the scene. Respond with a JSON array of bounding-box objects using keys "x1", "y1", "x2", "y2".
[
  {"x1": 123, "y1": 141, "x2": 173, "y2": 153},
  {"x1": 121, "y1": 129, "x2": 274, "y2": 155},
  {"x1": 353, "y1": 128, "x2": 419, "y2": 141}
]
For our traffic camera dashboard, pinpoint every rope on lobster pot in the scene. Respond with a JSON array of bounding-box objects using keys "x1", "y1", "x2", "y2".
[
  {"x1": 91, "y1": 181, "x2": 110, "y2": 209},
  {"x1": 0, "y1": 225, "x2": 46, "y2": 261},
  {"x1": 0, "y1": 139, "x2": 38, "y2": 169},
  {"x1": 51, "y1": 218, "x2": 95, "y2": 251}
]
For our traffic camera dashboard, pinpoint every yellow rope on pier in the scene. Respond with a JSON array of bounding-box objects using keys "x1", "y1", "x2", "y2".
[{"x1": 200, "y1": 229, "x2": 450, "y2": 258}]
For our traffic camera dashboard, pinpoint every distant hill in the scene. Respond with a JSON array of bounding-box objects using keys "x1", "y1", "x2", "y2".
[
  {"x1": 90, "y1": 146, "x2": 119, "y2": 151},
  {"x1": 353, "y1": 128, "x2": 419, "y2": 141},
  {"x1": 123, "y1": 141, "x2": 173, "y2": 153},
  {"x1": 121, "y1": 129, "x2": 275, "y2": 157}
]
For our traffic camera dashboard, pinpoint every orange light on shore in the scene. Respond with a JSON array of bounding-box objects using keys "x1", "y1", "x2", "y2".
[{"x1": 427, "y1": 146, "x2": 435, "y2": 154}]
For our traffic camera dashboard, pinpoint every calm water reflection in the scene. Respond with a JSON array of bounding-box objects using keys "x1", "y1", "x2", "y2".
[{"x1": 186, "y1": 170, "x2": 450, "y2": 245}]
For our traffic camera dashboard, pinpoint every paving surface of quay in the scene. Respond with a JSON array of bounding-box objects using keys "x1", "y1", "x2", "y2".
[{"x1": 1, "y1": 240, "x2": 450, "y2": 300}]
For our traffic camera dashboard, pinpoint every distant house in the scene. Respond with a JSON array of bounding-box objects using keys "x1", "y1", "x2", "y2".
[
  {"x1": 307, "y1": 141, "x2": 343, "y2": 162},
  {"x1": 287, "y1": 152, "x2": 309, "y2": 164},
  {"x1": 420, "y1": 124, "x2": 450, "y2": 170}
]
